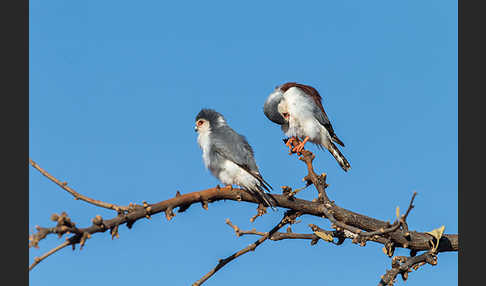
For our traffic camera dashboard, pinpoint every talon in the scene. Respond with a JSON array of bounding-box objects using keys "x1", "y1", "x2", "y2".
[
  {"x1": 285, "y1": 136, "x2": 303, "y2": 155},
  {"x1": 285, "y1": 137, "x2": 295, "y2": 154},
  {"x1": 284, "y1": 137, "x2": 294, "y2": 147},
  {"x1": 292, "y1": 136, "x2": 309, "y2": 153}
]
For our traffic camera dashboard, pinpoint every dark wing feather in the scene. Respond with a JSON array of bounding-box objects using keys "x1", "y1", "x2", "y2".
[
  {"x1": 280, "y1": 82, "x2": 345, "y2": 147},
  {"x1": 211, "y1": 126, "x2": 273, "y2": 190}
]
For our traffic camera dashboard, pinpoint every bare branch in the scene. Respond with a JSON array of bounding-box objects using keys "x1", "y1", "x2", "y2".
[
  {"x1": 249, "y1": 203, "x2": 268, "y2": 222},
  {"x1": 29, "y1": 156, "x2": 458, "y2": 282},
  {"x1": 378, "y1": 252, "x2": 438, "y2": 285},
  {"x1": 193, "y1": 211, "x2": 300, "y2": 286},
  {"x1": 29, "y1": 240, "x2": 71, "y2": 271},
  {"x1": 226, "y1": 218, "x2": 319, "y2": 243},
  {"x1": 29, "y1": 159, "x2": 129, "y2": 212}
]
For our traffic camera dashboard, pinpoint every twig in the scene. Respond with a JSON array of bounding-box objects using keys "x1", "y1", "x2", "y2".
[
  {"x1": 29, "y1": 159, "x2": 129, "y2": 212},
  {"x1": 287, "y1": 182, "x2": 311, "y2": 198},
  {"x1": 358, "y1": 192, "x2": 414, "y2": 239},
  {"x1": 29, "y1": 240, "x2": 71, "y2": 271},
  {"x1": 249, "y1": 203, "x2": 267, "y2": 222},
  {"x1": 298, "y1": 150, "x2": 330, "y2": 202},
  {"x1": 29, "y1": 212, "x2": 82, "y2": 249},
  {"x1": 226, "y1": 219, "x2": 318, "y2": 242},
  {"x1": 402, "y1": 192, "x2": 417, "y2": 221},
  {"x1": 193, "y1": 211, "x2": 299, "y2": 286},
  {"x1": 378, "y1": 252, "x2": 437, "y2": 285}
]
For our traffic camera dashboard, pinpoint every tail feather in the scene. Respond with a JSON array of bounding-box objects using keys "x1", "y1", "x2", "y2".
[
  {"x1": 252, "y1": 185, "x2": 277, "y2": 211},
  {"x1": 331, "y1": 134, "x2": 345, "y2": 147},
  {"x1": 328, "y1": 142, "x2": 351, "y2": 172}
]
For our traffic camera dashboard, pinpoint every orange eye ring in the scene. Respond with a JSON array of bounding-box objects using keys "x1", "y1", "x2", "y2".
[{"x1": 197, "y1": 120, "x2": 204, "y2": 126}]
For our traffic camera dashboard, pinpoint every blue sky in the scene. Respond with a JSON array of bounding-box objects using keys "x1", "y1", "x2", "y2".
[{"x1": 29, "y1": 1, "x2": 457, "y2": 285}]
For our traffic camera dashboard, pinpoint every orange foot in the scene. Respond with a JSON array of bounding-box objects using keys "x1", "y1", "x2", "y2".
[
  {"x1": 292, "y1": 136, "x2": 309, "y2": 154},
  {"x1": 285, "y1": 137, "x2": 301, "y2": 154}
]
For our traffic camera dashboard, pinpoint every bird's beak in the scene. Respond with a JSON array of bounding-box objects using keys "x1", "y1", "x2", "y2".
[{"x1": 194, "y1": 126, "x2": 198, "y2": 132}]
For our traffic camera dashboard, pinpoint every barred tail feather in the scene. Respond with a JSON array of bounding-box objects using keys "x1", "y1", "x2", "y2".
[{"x1": 328, "y1": 142, "x2": 351, "y2": 172}]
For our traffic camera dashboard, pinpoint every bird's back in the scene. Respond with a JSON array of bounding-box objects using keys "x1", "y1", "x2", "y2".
[
  {"x1": 284, "y1": 87, "x2": 320, "y2": 120},
  {"x1": 211, "y1": 126, "x2": 259, "y2": 173}
]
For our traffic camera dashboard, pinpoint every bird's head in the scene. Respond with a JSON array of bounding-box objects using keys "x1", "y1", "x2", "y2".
[
  {"x1": 277, "y1": 100, "x2": 290, "y2": 122},
  {"x1": 195, "y1": 108, "x2": 227, "y2": 133},
  {"x1": 263, "y1": 86, "x2": 289, "y2": 124}
]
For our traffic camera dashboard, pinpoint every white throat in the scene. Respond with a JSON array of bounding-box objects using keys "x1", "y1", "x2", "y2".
[{"x1": 197, "y1": 130, "x2": 212, "y2": 168}]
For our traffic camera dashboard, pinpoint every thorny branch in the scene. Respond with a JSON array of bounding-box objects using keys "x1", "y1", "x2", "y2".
[{"x1": 29, "y1": 150, "x2": 458, "y2": 284}]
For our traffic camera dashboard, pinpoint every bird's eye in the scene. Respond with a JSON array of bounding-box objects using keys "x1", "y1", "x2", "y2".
[
  {"x1": 197, "y1": 120, "x2": 204, "y2": 126},
  {"x1": 282, "y1": 112, "x2": 290, "y2": 118}
]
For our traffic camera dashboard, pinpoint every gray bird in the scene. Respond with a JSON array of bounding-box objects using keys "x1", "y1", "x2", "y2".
[
  {"x1": 195, "y1": 109, "x2": 276, "y2": 209},
  {"x1": 263, "y1": 82, "x2": 351, "y2": 172}
]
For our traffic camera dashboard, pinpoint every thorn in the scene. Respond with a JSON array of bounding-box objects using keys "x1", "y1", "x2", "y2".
[
  {"x1": 110, "y1": 225, "x2": 120, "y2": 240},
  {"x1": 175, "y1": 191, "x2": 181, "y2": 197},
  {"x1": 165, "y1": 207, "x2": 175, "y2": 221},
  {"x1": 201, "y1": 201, "x2": 209, "y2": 210}
]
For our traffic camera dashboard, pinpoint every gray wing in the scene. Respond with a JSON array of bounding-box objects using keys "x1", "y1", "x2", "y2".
[
  {"x1": 263, "y1": 91, "x2": 286, "y2": 125},
  {"x1": 211, "y1": 126, "x2": 272, "y2": 191},
  {"x1": 312, "y1": 105, "x2": 345, "y2": 147}
]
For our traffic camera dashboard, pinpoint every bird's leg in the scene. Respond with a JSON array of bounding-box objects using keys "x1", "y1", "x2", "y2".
[
  {"x1": 292, "y1": 136, "x2": 309, "y2": 154},
  {"x1": 285, "y1": 136, "x2": 301, "y2": 154}
]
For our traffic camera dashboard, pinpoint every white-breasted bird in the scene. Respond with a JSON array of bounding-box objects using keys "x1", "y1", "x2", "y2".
[
  {"x1": 195, "y1": 109, "x2": 276, "y2": 208},
  {"x1": 263, "y1": 82, "x2": 351, "y2": 172}
]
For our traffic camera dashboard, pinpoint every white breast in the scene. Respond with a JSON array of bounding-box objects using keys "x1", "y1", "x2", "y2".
[
  {"x1": 284, "y1": 87, "x2": 331, "y2": 146},
  {"x1": 197, "y1": 131, "x2": 212, "y2": 168},
  {"x1": 218, "y1": 160, "x2": 259, "y2": 189}
]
